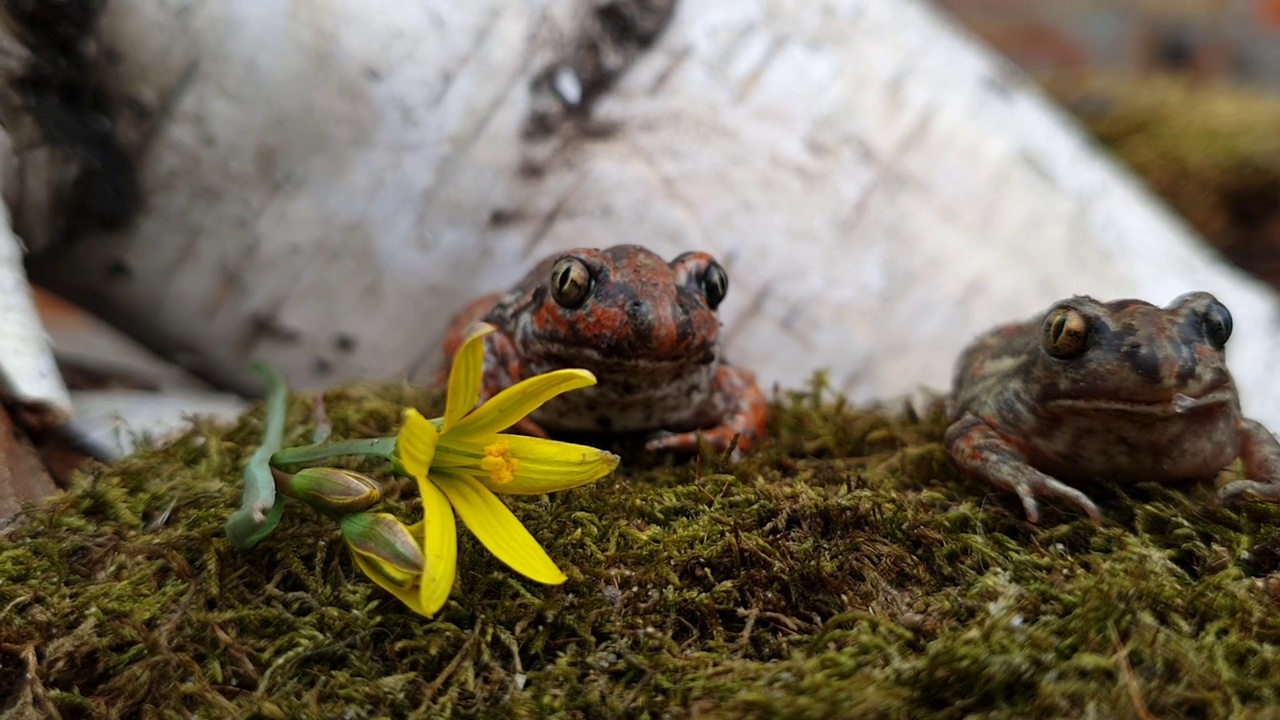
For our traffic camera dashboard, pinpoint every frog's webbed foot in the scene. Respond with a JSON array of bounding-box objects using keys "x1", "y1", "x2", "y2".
[
  {"x1": 945, "y1": 414, "x2": 1103, "y2": 525},
  {"x1": 644, "y1": 366, "x2": 769, "y2": 459},
  {"x1": 1218, "y1": 418, "x2": 1280, "y2": 505}
]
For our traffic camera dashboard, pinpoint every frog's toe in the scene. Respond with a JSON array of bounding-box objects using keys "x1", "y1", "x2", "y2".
[
  {"x1": 644, "y1": 430, "x2": 678, "y2": 449},
  {"x1": 1014, "y1": 476, "x2": 1103, "y2": 525},
  {"x1": 1218, "y1": 479, "x2": 1280, "y2": 504},
  {"x1": 645, "y1": 430, "x2": 709, "y2": 454},
  {"x1": 645, "y1": 427, "x2": 741, "y2": 457},
  {"x1": 1013, "y1": 488, "x2": 1043, "y2": 524}
]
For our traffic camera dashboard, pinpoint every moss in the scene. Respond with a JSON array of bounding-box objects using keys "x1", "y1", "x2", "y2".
[{"x1": 4, "y1": 378, "x2": 1280, "y2": 718}]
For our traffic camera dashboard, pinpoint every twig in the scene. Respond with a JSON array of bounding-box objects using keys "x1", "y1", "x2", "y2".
[
  {"x1": 735, "y1": 606, "x2": 760, "y2": 656},
  {"x1": 1113, "y1": 638, "x2": 1155, "y2": 720},
  {"x1": 417, "y1": 619, "x2": 483, "y2": 712}
]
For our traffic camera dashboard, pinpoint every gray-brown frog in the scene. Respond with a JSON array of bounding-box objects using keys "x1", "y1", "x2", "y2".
[{"x1": 945, "y1": 291, "x2": 1280, "y2": 523}]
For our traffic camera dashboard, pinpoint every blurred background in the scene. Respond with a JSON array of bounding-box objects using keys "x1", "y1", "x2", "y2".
[
  {"x1": 940, "y1": 0, "x2": 1280, "y2": 288},
  {"x1": 940, "y1": 0, "x2": 1280, "y2": 83},
  {"x1": 9, "y1": 0, "x2": 1280, "y2": 515}
]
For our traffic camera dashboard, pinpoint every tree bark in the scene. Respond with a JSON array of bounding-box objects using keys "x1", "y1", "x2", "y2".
[{"x1": 25, "y1": 0, "x2": 1280, "y2": 428}]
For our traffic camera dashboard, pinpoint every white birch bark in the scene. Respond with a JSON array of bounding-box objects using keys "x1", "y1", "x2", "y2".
[
  {"x1": 27, "y1": 0, "x2": 1280, "y2": 428},
  {"x1": 0, "y1": 197, "x2": 71, "y2": 423}
]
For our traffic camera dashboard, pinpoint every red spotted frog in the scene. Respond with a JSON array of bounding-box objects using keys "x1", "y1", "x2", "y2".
[
  {"x1": 442, "y1": 244, "x2": 768, "y2": 453},
  {"x1": 945, "y1": 292, "x2": 1280, "y2": 523}
]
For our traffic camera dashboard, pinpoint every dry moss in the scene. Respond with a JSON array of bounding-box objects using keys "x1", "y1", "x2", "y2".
[{"x1": 4, "y1": 378, "x2": 1280, "y2": 718}]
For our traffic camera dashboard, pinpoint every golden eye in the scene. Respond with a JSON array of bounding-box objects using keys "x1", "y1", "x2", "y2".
[
  {"x1": 702, "y1": 262, "x2": 728, "y2": 310},
  {"x1": 549, "y1": 257, "x2": 592, "y2": 309},
  {"x1": 1043, "y1": 307, "x2": 1089, "y2": 358}
]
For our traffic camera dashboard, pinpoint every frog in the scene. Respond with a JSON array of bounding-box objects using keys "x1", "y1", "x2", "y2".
[
  {"x1": 944, "y1": 291, "x2": 1280, "y2": 524},
  {"x1": 441, "y1": 244, "x2": 769, "y2": 454}
]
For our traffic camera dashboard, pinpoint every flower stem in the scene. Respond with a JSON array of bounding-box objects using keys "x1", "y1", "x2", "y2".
[
  {"x1": 270, "y1": 437, "x2": 398, "y2": 466},
  {"x1": 225, "y1": 363, "x2": 290, "y2": 549}
]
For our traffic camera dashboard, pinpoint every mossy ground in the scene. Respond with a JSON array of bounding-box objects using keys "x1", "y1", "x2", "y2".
[{"x1": 4, "y1": 379, "x2": 1280, "y2": 718}]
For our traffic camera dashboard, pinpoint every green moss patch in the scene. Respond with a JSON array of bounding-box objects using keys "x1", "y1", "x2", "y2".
[{"x1": 4, "y1": 379, "x2": 1280, "y2": 718}]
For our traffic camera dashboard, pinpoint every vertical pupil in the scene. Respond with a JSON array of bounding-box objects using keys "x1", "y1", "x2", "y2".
[{"x1": 1051, "y1": 315, "x2": 1067, "y2": 344}]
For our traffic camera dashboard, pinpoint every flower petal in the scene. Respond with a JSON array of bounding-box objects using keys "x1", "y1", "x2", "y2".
[
  {"x1": 431, "y1": 471, "x2": 567, "y2": 585},
  {"x1": 436, "y1": 435, "x2": 618, "y2": 494},
  {"x1": 351, "y1": 552, "x2": 427, "y2": 615},
  {"x1": 450, "y1": 369, "x2": 597, "y2": 439},
  {"x1": 443, "y1": 323, "x2": 494, "y2": 432},
  {"x1": 416, "y1": 479, "x2": 458, "y2": 616},
  {"x1": 397, "y1": 408, "x2": 440, "y2": 480}
]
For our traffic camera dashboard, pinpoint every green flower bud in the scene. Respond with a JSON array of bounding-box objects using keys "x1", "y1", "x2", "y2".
[
  {"x1": 281, "y1": 467, "x2": 382, "y2": 514},
  {"x1": 340, "y1": 513, "x2": 424, "y2": 588}
]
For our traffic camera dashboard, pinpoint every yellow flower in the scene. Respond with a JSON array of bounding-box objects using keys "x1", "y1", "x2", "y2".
[{"x1": 363, "y1": 323, "x2": 619, "y2": 617}]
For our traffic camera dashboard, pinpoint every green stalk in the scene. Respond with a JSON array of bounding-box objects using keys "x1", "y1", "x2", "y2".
[
  {"x1": 270, "y1": 437, "x2": 397, "y2": 466},
  {"x1": 224, "y1": 364, "x2": 291, "y2": 549}
]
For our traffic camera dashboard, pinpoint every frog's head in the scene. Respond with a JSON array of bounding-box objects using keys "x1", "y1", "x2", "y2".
[
  {"x1": 1029, "y1": 291, "x2": 1237, "y2": 415},
  {"x1": 513, "y1": 244, "x2": 726, "y2": 370}
]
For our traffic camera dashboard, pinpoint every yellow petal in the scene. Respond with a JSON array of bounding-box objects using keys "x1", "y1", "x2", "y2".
[
  {"x1": 435, "y1": 435, "x2": 618, "y2": 495},
  {"x1": 431, "y1": 471, "x2": 567, "y2": 585},
  {"x1": 443, "y1": 323, "x2": 495, "y2": 432},
  {"x1": 351, "y1": 552, "x2": 427, "y2": 616},
  {"x1": 416, "y1": 479, "x2": 458, "y2": 616},
  {"x1": 397, "y1": 409, "x2": 440, "y2": 480},
  {"x1": 450, "y1": 369, "x2": 597, "y2": 439}
]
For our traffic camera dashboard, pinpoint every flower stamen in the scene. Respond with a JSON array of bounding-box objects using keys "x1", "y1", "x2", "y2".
[{"x1": 480, "y1": 441, "x2": 521, "y2": 485}]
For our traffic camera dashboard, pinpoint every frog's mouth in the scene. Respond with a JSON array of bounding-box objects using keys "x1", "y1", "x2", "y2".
[
  {"x1": 1044, "y1": 386, "x2": 1235, "y2": 415},
  {"x1": 539, "y1": 342, "x2": 719, "y2": 369}
]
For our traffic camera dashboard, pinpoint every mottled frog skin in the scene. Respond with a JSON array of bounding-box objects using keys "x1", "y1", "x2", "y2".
[
  {"x1": 945, "y1": 292, "x2": 1280, "y2": 523},
  {"x1": 442, "y1": 245, "x2": 768, "y2": 453}
]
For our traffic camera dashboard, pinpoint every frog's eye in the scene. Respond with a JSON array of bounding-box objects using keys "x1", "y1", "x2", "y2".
[
  {"x1": 549, "y1": 257, "x2": 593, "y2": 309},
  {"x1": 701, "y1": 262, "x2": 729, "y2": 310},
  {"x1": 1043, "y1": 307, "x2": 1089, "y2": 358},
  {"x1": 1202, "y1": 301, "x2": 1233, "y2": 349}
]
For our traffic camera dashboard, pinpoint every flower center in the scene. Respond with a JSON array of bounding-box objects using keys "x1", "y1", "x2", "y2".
[{"x1": 480, "y1": 441, "x2": 520, "y2": 485}]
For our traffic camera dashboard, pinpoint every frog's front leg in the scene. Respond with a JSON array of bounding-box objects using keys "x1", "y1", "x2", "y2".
[
  {"x1": 1217, "y1": 419, "x2": 1280, "y2": 503},
  {"x1": 945, "y1": 414, "x2": 1103, "y2": 524},
  {"x1": 645, "y1": 366, "x2": 769, "y2": 455}
]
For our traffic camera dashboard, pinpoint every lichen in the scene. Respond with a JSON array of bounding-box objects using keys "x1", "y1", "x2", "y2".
[{"x1": 3, "y1": 377, "x2": 1280, "y2": 718}]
